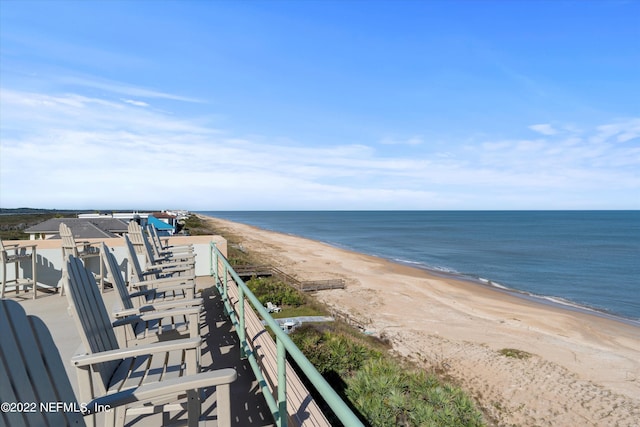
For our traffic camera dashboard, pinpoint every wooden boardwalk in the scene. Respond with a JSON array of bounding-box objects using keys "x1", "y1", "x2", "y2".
[{"x1": 233, "y1": 265, "x2": 345, "y2": 292}]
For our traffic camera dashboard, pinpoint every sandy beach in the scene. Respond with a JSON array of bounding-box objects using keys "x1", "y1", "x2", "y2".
[{"x1": 201, "y1": 214, "x2": 640, "y2": 426}]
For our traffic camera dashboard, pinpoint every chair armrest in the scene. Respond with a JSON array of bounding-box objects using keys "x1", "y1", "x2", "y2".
[
  {"x1": 133, "y1": 276, "x2": 195, "y2": 289},
  {"x1": 84, "y1": 369, "x2": 237, "y2": 414},
  {"x1": 128, "y1": 289, "x2": 155, "y2": 298},
  {"x1": 112, "y1": 306, "x2": 201, "y2": 323},
  {"x1": 113, "y1": 303, "x2": 202, "y2": 319},
  {"x1": 156, "y1": 286, "x2": 197, "y2": 299},
  {"x1": 162, "y1": 254, "x2": 196, "y2": 263},
  {"x1": 136, "y1": 276, "x2": 195, "y2": 292},
  {"x1": 136, "y1": 306, "x2": 201, "y2": 320},
  {"x1": 138, "y1": 298, "x2": 203, "y2": 311},
  {"x1": 129, "y1": 284, "x2": 196, "y2": 298},
  {"x1": 137, "y1": 279, "x2": 194, "y2": 289},
  {"x1": 164, "y1": 244, "x2": 194, "y2": 252},
  {"x1": 71, "y1": 337, "x2": 202, "y2": 366},
  {"x1": 152, "y1": 259, "x2": 195, "y2": 269},
  {"x1": 140, "y1": 269, "x2": 192, "y2": 281}
]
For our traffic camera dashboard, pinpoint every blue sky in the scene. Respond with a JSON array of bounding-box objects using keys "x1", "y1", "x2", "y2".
[{"x1": 1, "y1": 0, "x2": 638, "y2": 210}]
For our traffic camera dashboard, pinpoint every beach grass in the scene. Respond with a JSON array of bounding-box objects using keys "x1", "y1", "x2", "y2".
[
  {"x1": 272, "y1": 304, "x2": 327, "y2": 318},
  {"x1": 290, "y1": 323, "x2": 484, "y2": 426},
  {"x1": 498, "y1": 348, "x2": 532, "y2": 359}
]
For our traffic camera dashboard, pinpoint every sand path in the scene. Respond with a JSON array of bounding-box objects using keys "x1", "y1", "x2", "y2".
[{"x1": 201, "y1": 215, "x2": 640, "y2": 426}]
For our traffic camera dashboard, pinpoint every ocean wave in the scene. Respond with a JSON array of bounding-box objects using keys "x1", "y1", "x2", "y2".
[
  {"x1": 392, "y1": 258, "x2": 460, "y2": 274},
  {"x1": 478, "y1": 277, "x2": 510, "y2": 290},
  {"x1": 474, "y1": 277, "x2": 640, "y2": 325}
]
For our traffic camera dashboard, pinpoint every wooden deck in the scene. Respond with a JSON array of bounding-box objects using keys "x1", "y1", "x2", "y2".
[
  {"x1": 233, "y1": 265, "x2": 345, "y2": 292},
  {"x1": 4, "y1": 276, "x2": 275, "y2": 426}
]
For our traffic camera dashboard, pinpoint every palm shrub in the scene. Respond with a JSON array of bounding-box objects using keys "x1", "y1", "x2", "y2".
[
  {"x1": 182, "y1": 214, "x2": 210, "y2": 235},
  {"x1": 290, "y1": 324, "x2": 484, "y2": 426},
  {"x1": 346, "y1": 358, "x2": 484, "y2": 427},
  {"x1": 246, "y1": 277, "x2": 304, "y2": 307},
  {"x1": 290, "y1": 326, "x2": 381, "y2": 377}
]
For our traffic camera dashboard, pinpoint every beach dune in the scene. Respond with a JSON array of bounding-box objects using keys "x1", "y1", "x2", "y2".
[{"x1": 201, "y1": 215, "x2": 640, "y2": 426}]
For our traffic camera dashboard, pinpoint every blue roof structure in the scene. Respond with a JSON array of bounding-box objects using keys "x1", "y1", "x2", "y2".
[{"x1": 148, "y1": 215, "x2": 174, "y2": 232}]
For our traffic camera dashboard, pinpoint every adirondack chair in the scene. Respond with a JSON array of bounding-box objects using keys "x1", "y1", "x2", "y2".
[
  {"x1": 64, "y1": 255, "x2": 237, "y2": 426},
  {"x1": 0, "y1": 239, "x2": 39, "y2": 298},
  {"x1": 101, "y1": 242, "x2": 203, "y2": 344},
  {"x1": 124, "y1": 234, "x2": 196, "y2": 288},
  {"x1": 0, "y1": 299, "x2": 237, "y2": 427},
  {"x1": 147, "y1": 223, "x2": 194, "y2": 257},
  {"x1": 59, "y1": 222, "x2": 105, "y2": 293},
  {"x1": 265, "y1": 302, "x2": 282, "y2": 313},
  {"x1": 128, "y1": 221, "x2": 195, "y2": 270},
  {"x1": 102, "y1": 242, "x2": 199, "y2": 307}
]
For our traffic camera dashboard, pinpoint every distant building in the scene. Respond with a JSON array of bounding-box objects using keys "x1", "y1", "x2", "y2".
[
  {"x1": 149, "y1": 211, "x2": 178, "y2": 235},
  {"x1": 148, "y1": 215, "x2": 176, "y2": 236},
  {"x1": 24, "y1": 211, "x2": 186, "y2": 240},
  {"x1": 24, "y1": 210, "x2": 185, "y2": 240},
  {"x1": 78, "y1": 211, "x2": 151, "y2": 226},
  {"x1": 24, "y1": 217, "x2": 129, "y2": 240}
]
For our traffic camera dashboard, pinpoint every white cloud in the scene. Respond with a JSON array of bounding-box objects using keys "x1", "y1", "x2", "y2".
[
  {"x1": 593, "y1": 118, "x2": 640, "y2": 143},
  {"x1": 59, "y1": 75, "x2": 203, "y2": 103},
  {"x1": 380, "y1": 136, "x2": 423, "y2": 145},
  {"x1": 529, "y1": 123, "x2": 558, "y2": 136},
  {"x1": 122, "y1": 99, "x2": 149, "y2": 107},
  {"x1": 1, "y1": 87, "x2": 638, "y2": 210}
]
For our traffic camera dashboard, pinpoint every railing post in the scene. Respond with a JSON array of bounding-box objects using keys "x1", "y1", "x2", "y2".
[
  {"x1": 223, "y1": 263, "x2": 229, "y2": 315},
  {"x1": 210, "y1": 242, "x2": 214, "y2": 277},
  {"x1": 277, "y1": 336, "x2": 287, "y2": 427},
  {"x1": 238, "y1": 284, "x2": 246, "y2": 359},
  {"x1": 212, "y1": 242, "x2": 219, "y2": 281}
]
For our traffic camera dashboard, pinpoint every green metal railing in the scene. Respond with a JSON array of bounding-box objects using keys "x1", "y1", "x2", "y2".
[{"x1": 210, "y1": 242, "x2": 364, "y2": 427}]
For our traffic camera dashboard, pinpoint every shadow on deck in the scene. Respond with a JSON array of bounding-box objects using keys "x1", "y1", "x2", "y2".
[
  {"x1": 200, "y1": 284, "x2": 274, "y2": 426},
  {"x1": 4, "y1": 276, "x2": 275, "y2": 426}
]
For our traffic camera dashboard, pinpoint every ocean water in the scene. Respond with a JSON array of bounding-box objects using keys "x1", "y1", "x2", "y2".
[{"x1": 200, "y1": 211, "x2": 640, "y2": 322}]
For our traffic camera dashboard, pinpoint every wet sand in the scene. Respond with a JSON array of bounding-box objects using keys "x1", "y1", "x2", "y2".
[{"x1": 200, "y1": 214, "x2": 640, "y2": 426}]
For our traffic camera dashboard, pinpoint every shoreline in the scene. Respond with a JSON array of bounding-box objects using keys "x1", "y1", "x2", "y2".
[
  {"x1": 403, "y1": 262, "x2": 640, "y2": 328},
  {"x1": 200, "y1": 211, "x2": 639, "y2": 324},
  {"x1": 199, "y1": 214, "x2": 640, "y2": 426}
]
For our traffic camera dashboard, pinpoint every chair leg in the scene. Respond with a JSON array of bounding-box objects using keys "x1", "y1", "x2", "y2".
[
  {"x1": 59, "y1": 269, "x2": 66, "y2": 297},
  {"x1": 100, "y1": 257, "x2": 105, "y2": 293},
  {"x1": 186, "y1": 389, "x2": 201, "y2": 427},
  {"x1": 32, "y1": 254, "x2": 37, "y2": 299},
  {"x1": 217, "y1": 383, "x2": 232, "y2": 427},
  {"x1": 1, "y1": 264, "x2": 6, "y2": 298},
  {"x1": 15, "y1": 262, "x2": 20, "y2": 295}
]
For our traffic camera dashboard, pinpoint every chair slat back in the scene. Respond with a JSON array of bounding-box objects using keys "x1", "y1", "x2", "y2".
[
  {"x1": 0, "y1": 299, "x2": 85, "y2": 427},
  {"x1": 140, "y1": 232, "x2": 160, "y2": 265},
  {"x1": 146, "y1": 224, "x2": 164, "y2": 253},
  {"x1": 59, "y1": 223, "x2": 79, "y2": 257},
  {"x1": 124, "y1": 234, "x2": 147, "y2": 283},
  {"x1": 127, "y1": 221, "x2": 146, "y2": 254},
  {"x1": 65, "y1": 255, "x2": 120, "y2": 392},
  {"x1": 100, "y1": 243, "x2": 134, "y2": 310}
]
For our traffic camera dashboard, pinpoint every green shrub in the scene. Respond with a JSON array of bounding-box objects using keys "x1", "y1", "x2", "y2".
[
  {"x1": 346, "y1": 358, "x2": 484, "y2": 427},
  {"x1": 498, "y1": 348, "x2": 532, "y2": 359},
  {"x1": 182, "y1": 214, "x2": 211, "y2": 235},
  {"x1": 246, "y1": 276, "x2": 304, "y2": 307},
  {"x1": 290, "y1": 324, "x2": 485, "y2": 426},
  {"x1": 290, "y1": 326, "x2": 381, "y2": 377}
]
